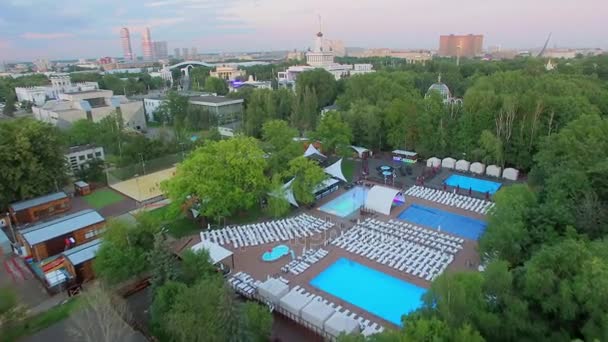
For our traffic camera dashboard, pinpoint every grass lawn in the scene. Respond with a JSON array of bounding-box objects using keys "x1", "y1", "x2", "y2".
[
  {"x1": 145, "y1": 206, "x2": 201, "y2": 238},
  {"x1": 1, "y1": 297, "x2": 81, "y2": 342},
  {"x1": 342, "y1": 159, "x2": 356, "y2": 181},
  {"x1": 83, "y1": 189, "x2": 124, "y2": 209}
]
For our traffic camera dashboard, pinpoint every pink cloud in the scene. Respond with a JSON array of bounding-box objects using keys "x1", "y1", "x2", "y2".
[{"x1": 21, "y1": 32, "x2": 75, "y2": 40}]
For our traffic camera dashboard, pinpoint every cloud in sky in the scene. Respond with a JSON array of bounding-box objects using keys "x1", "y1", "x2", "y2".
[
  {"x1": 1, "y1": 0, "x2": 607, "y2": 61},
  {"x1": 21, "y1": 32, "x2": 75, "y2": 40}
]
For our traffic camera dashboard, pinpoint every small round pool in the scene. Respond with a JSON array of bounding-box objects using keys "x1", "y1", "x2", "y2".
[{"x1": 262, "y1": 245, "x2": 290, "y2": 262}]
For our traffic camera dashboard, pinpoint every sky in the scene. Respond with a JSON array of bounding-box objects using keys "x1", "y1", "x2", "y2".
[{"x1": 0, "y1": 0, "x2": 606, "y2": 61}]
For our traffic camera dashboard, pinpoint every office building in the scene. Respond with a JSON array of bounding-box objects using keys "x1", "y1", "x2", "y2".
[
  {"x1": 153, "y1": 41, "x2": 168, "y2": 60},
  {"x1": 438, "y1": 34, "x2": 484, "y2": 57},
  {"x1": 65, "y1": 145, "x2": 105, "y2": 174},
  {"x1": 174, "y1": 48, "x2": 181, "y2": 59},
  {"x1": 120, "y1": 27, "x2": 133, "y2": 60},
  {"x1": 32, "y1": 89, "x2": 146, "y2": 131},
  {"x1": 34, "y1": 59, "x2": 51, "y2": 72},
  {"x1": 191, "y1": 47, "x2": 198, "y2": 59},
  {"x1": 182, "y1": 48, "x2": 189, "y2": 60},
  {"x1": 15, "y1": 74, "x2": 99, "y2": 106},
  {"x1": 142, "y1": 27, "x2": 153, "y2": 60}
]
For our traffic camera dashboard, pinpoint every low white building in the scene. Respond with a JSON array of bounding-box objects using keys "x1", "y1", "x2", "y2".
[
  {"x1": 210, "y1": 65, "x2": 246, "y2": 81},
  {"x1": 65, "y1": 145, "x2": 105, "y2": 174},
  {"x1": 32, "y1": 89, "x2": 146, "y2": 131},
  {"x1": 15, "y1": 74, "x2": 99, "y2": 106}
]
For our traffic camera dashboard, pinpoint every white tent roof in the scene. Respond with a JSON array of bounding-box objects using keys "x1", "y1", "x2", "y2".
[
  {"x1": 455, "y1": 159, "x2": 471, "y2": 171},
  {"x1": 301, "y1": 298, "x2": 336, "y2": 331},
  {"x1": 324, "y1": 158, "x2": 347, "y2": 182},
  {"x1": 350, "y1": 145, "x2": 370, "y2": 158},
  {"x1": 324, "y1": 312, "x2": 360, "y2": 337},
  {"x1": 279, "y1": 289, "x2": 314, "y2": 318},
  {"x1": 502, "y1": 167, "x2": 519, "y2": 181},
  {"x1": 364, "y1": 185, "x2": 400, "y2": 215},
  {"x1": 192, "y1": 238, "x2": 233, "y2": 265},
  {"x1": 427, "y1": 157, "x2": 441, "y2": 168},
  {"x1": 442, "y1": 157, "x2": 456, "y2": 169},
  {"x1": 268, "y1": 178, "x2": 299, "y2": 207},
  {"x1": 304, "y1": 144, "x2": 326, "y2": 158},
  {"x1": 257, "y1": 278, "x2": 290, "y2": 305}
]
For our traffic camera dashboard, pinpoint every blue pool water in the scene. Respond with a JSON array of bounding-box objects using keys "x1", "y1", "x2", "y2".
[
  {"x1": 262, "y1": 245, "x2": 290, "y2": 262},
  {"x1": 398, "y1": 204, "x2": 487, "y2": 240},
  {"x1": 311, "y1": 258, "x2": 425, "y2": 326},
  {"x1": 444, "y1": 174, "x2": 502, "y2": 194},
  {"x1": 319, "y1": 187, "x2": 368, "y2": 218}
]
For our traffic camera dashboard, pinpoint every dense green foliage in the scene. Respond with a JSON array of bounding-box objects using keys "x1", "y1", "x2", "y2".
[
  {"x1": 0, "y1": 119, "x2": 67, "y2": 209},
  {"x1": 286, "y1": 156, "x2": 327, "y2": 205}
]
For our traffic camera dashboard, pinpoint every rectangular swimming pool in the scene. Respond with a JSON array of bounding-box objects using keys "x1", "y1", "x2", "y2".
[
  {"x1": 444, "y1": 174, "x2": 502, "y2": 194},
  {"x1": 398, "y1": 203, "x2": 487, "y2": 240},
  {"x1": 310, "y1": 257, "x2": 426, "y2": 326},
  {"x1": 318, "y1": 187, "x2": 368, "y2": 218}
]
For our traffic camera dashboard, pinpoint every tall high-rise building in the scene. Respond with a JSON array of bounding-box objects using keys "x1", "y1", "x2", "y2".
[
  {"x1": 120, "y1": 27, "x2": 133, "y2": 60},
  {"x1": 191, "y1": 47, "x2": 198, "y2": 59},
  {"x1": 142, "y1": 27, "x2": 153, "y2": 60},
  {"x1": 182, "y1": 48, "x2": 189, "y2": 60},
  {"x1": 174, "y1": 48, "x2": 180, "y2": 59},
  {"x1": 438, "y1": 34, "x2": 483, "y2": 58},
  {"x1": 153, "y1": 41, "x2": 168, "y2": 60}
]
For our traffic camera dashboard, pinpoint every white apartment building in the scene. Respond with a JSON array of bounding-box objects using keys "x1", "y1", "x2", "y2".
[
  {"x1": 32, "y1": 89, "x2": 146, "y2": 131},
  {"x1": 65, "y1": 145, "x2": 105, "y2": 174}
]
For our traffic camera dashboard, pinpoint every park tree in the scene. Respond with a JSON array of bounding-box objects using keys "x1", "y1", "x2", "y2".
[
  {"x1": 65, "y1": 119, "x2": 98, "y2": 146},
  {"x1": 291, "y1": 86, "x2": 319, "y2": 134},
  {"x1": 94, "y1": 216, "x2": 159, "y2": 284},
  {"x1": 149, "y1": 233, "x2": 179, "y2": 291},
  {"x1": 163, "y1": 136, "x2": 268, "y2": 220},
  {"x1": 313, "y1": 111, "x2": 353, "y2": 155},
  {"x1": 177, "y1": 249, "x2": 216, "y2": 286},
  {"x1": 242, "y1": 301, "x2": 273, "y2": 342},
  {"x1": 261, "y1": 120, "x2": 301, "y2": 175},
  {"x1": 205, "y1": 76, "x2": 229, "y2": 95},
  {"x1": 295, "y1": 69, "x2": 337, "y2": 108},
  {"x1": 244, "y1": 89, "x2": 272, "y2": 137},
  {"x1": 266, "y1": 175, "x2": 292, "y2": 218},
  {"x1": 0, "y1": 118, "x2": 67, "y2": 208},
  {"x1": 344, "y1": 101, "x2": 383, "y2": 150},
  {"x1": 2, "y1": 91, "x2": 16, "y2": 116},
  {"x1": 384, "y1": 97, "x2": 421, "y2": 150},
  {"x1": 286, "y1": 157, "x2": 327, "y2": 205},
  {"x1": 68, "y1": 284, "x2": 134, "y2": 342}
]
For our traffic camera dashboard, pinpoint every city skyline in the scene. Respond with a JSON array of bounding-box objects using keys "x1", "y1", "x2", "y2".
[{"x1": 1, "y1": 0, "x2": 607, "y2": 61}]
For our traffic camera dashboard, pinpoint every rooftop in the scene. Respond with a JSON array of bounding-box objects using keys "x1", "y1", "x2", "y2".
[
  {"x1": 20, "y1": 209, "x2": 105, "y2": 246},
  {"x1": 189, "y1": 96, "x2": 244, "y2": 105},
  {"x1": 68, "y1": 144, "x2": 101, "y2": 154},
  {"x1": 63, "y1": 238, "x2": 102, "y2": 265},
  {"x1": 10, "y1": 192, "x2": 68, "y2": 212}
]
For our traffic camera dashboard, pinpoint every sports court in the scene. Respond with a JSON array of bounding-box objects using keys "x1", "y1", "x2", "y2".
[{"x1": 110, "y1": 167, "x2": 176, "y2": 202}]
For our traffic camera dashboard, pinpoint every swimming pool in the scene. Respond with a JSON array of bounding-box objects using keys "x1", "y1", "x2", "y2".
[
  {"x1": 398, "y1": 204, "x2": 487, "y2": 240},
  {"x1": 444, "y1": 174, "x2": 502, "y2": 194},
  {"x1": 310, "y1": 258, "x2": 425, "y2": 326},
  {"x1": 262, "y1": 245, "x2": 290, "y2": 262},
  {"x1": 318, "y1": 187, "x2": 368, "y2": 218}
]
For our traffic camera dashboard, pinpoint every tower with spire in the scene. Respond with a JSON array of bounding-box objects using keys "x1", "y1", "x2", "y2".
[{"x1": 306, "y1": 16, "x2": 335, "y2": 67}]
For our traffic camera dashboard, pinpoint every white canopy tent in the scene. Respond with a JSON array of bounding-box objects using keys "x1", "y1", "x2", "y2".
[
  {"x1": 324, "y1": 312, "x2": 360, "y2": 337},
  {"x1": 192, "y1": 238, "x2": 234, "y2": 267},
  {"x1": 455, "y1": 159, "x2": 471, "y2": 172},
  {"x1": 502, "y1": 168, "x2": 519, "y2": 181},
  {"x1": 486, "y1": 165, "x2": 501, "y2": 178},
  {"x1": 351, "y1": 145, "x2": 371, "y2": 158},
  {"x1": 364, "y1": 185, "x2": 400, "y2": 215},
  {"x1": 279, "y1": 289, "x2": 314, "y2": 318},
  {"x1": 426, "y1": 157, "x2": 441, "y2": 168},
  {"x1": 324, "y1": 158, "x2": 348, "y2": 182},
  {"x1": 470, "y1": 162, "x2": 486, "y2": 175},
  {"x1": 441, "y1": 157, "x2": 456, "y2": 169},
  {"x1": 268, "y1": 178, "x2": 299, "y2": 207},
  {"x1": 257, "y1": 278, "x2": 290, "y2": 305},
  {"x1": 304, "y1": 144, "x2": 326, "y2": 158},
  {"x1": 301, "y1": 298, "x2": 336, "y2": 331}
]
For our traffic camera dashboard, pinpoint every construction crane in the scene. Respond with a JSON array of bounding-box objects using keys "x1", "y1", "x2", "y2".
[{"x1": 538, "y1": 33, "x2": 552, "y2": 57}]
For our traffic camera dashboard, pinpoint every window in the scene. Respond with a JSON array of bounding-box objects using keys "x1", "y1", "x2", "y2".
[
  {"x1": 95, "y1": 152, "x2": 102, "y2": 157},
  {"x1": 78, "y1": 155, "x2": 85, "y2": 161},
  {"x1": 86, "y1": 154, "x2": 93, "y2": 159},
  {"x1": 84, "y1": 228, "x2": 104, "y2": 239}
]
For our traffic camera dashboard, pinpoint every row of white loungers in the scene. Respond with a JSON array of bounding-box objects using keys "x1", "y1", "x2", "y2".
[
  {"x1": 201, "y1": 214, "x2": 334, "y2": 248},
  {"x1": 332, "y1": 219, "x2": 463, "y2": 281},
  {"x1": 228, "y1": 272, "x2": 262, "y2": 298},
  {"x1": 282, "y1": 248, "x2": 329, "y2": 275},
  {"x1": 404, "y1": 185, "x2": 495, "y2": 214},
  {"x1": 292, "y1": 286, "x2": 385, "y2": 336}
]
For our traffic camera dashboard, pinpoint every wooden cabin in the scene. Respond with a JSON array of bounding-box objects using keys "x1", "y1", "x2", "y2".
[
  {"x1": 17, "y1": 209, "x2": 105, "y2": 262},
  {"x1": 74, "y1": 181, "x2": 91, "y2": 196},
  {"x1": 9, "y1": 192, "x2": 71, "y2": 226},
  {"x1": 63, "y1": 239, "x2": 102, "y2": 283}
]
